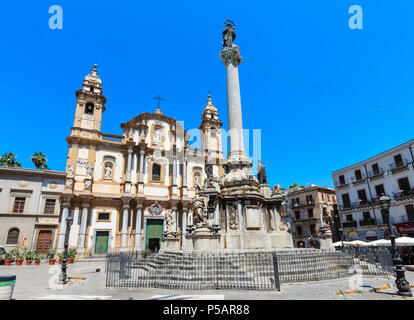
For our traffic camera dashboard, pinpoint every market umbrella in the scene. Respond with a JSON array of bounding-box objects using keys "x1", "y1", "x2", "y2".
[
  {"x1": 395, "y1": 237, "x2": 414, "y2": 246},
  {"x1": 333, "y1": 241, "x2": 352, "y2": 247},
  {"x1": 347, "y1": 240, "x2": 371, "y2": 247},
  {"x1": 370, "y1": 239, "x2": 391, "y2": 246}
]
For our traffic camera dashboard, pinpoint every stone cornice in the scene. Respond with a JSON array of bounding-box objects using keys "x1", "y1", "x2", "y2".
[{"x1": 0, "y1": 167, "x2": 66, "y2": 179}]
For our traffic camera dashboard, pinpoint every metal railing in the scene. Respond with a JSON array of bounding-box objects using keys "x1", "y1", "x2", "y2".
[
  {"x1": 389, "y1": 159, "x2": 411, "y2": 172},
  {"x1": 106, "y1": 251, "x2": 280, "y2": 291},
  {"x1": 105, "y1": 249, "x2": 394, "y2": 290},
  {"x1": 340, "y1": 247, "x2": 395, "y2": 277},
  {"x1": 359, "y1": 218, "x2": 376, "y2": 226}
]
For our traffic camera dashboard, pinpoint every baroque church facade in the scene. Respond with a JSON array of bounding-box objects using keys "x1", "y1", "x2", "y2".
[{"x1": 58, "y1": 64, "x2": 225, "y2": 255}]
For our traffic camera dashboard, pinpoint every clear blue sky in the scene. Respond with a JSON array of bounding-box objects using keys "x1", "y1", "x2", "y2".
[{"x1": 1, "y1": 1, "x2": 414, "y2": 189}]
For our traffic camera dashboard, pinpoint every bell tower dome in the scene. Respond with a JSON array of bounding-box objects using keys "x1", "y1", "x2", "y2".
[
  {"x1": 71, "y1": 64, "x2": 107, "y2": 134},
  {"x1": 199, "y1": 94, "x2": 223, "y2": 163}
]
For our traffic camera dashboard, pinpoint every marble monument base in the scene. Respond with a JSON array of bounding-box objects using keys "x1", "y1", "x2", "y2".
[
  {"x1": 189, "y1": 228, "x2": 220, "y2": 251},
  {"x1": 225, "y1": 232, "x2": 294, "y2": 250},
  {"x1": 319, "y1": 227, "x2": 334, "y2": 249},
  {"x1": 160, "y1": 237, "x2": 180, "y2": 251}
]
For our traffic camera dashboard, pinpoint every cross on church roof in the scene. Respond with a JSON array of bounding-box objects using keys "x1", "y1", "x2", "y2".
[{"x1": 153, "y1": 94, "x2": 165, "y2": 108}]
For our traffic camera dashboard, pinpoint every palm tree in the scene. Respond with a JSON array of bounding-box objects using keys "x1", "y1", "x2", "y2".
[
  {"x1": 31, "y1": 152, "x2": 50, "y2": 170},
  {"x1": 0, "y1": 153, "x2": 22, "y2": 167}
]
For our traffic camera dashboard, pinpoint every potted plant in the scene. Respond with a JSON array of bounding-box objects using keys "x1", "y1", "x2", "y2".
[
  {"x1": 34, "y1": 253, "x2": 41, "y2": 265},
  {"x1": 25, "y1": 250, "x2": 35, "y2": 265},
  {"x1": 57, "y1": 251, "x2": 64, "y2": 264},
  {"x1": 2, "y1": 252, "x2": 12, "y2": 266},
  {"x1": 47, "y1": 249, "x2": 57, "y2": 265},
  {"x1": 10, "y1": 247, "x2": 24, "y2": 265},
  {"x1": 67, "y1": 248, "x2": 77, "y2": 263}
]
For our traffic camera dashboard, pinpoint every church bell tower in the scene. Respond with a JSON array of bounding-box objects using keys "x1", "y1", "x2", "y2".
[
  {"x1": 71, "y1": 64, "x2": 107, "y2": 136},
  {"x1": 199, "y1": 94, "x2": 224, "y2": 173}
]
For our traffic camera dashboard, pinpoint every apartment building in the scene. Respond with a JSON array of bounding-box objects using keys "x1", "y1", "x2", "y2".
[
  {"x1": 332, "y1": 139, "x2": 414, "y2": 241},
  {"x1": 286, "y1": 185, "x2": 337, "y2": 248}
]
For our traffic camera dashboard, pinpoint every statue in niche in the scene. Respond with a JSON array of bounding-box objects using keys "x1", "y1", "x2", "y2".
[
  {"x1": 257, "y1": 159, "x2": 267, "y2": 184},
  {"x1": 165, "y1": 209, "x2": 175, "y2": 233},
  {"x1": 154, "y1": 127, "x2": 162, "y2": 144},
  {"x1": 194, "y1": 173, "x2": 201, "y2": 189},
  {"x1": 104, "y1": 162, "x2": 113, "y2": 179},
  {"x1": 86, "y1": 165, "x2": 93, "y2": 179},
  {"x1": 65, "y1": 179, "x2": 73, "y2": 189},
  {"x1": 84, "y1": 179, "x2": 91, "y2": 190},
  {"x1": 228, "y1": 205, "x2": 238, "y2": 230},
  {"x1": 67, "y1": 164, "x2": 74, "y2": 178}
]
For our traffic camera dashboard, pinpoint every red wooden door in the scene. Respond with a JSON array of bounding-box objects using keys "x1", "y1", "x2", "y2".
[{"x1": 36, "y1": 230, "x2": 53, "y2": 254}]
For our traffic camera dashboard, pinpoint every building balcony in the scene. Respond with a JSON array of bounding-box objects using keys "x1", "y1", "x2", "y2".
[
  {"x1": 335, "y1": 181, "x2": 349, "y2": 189},
  {"x1": 359, "y1": 218, "x2": 376, "y2": 227},
  {"x1": 342, "y1": 221, "x2": 357, "y2": 228},
  {"x1": 292, "y1": 215, "x2": 317, "y2": 222},
  {"x1": 350, "y1": 175, "x2": 367, "y2": 187},
  {"x1": 367, "y1": 169, "x2": 385, "y2": 182},
  {"x1": 393, "y1": 189, "x2": 414, "y2": 201},
  {"x1": 291, "y1": 200, "x2": 315, "y2": 207},
  {"x1": 101, "y1": 133, "x2": 123, "y2": 143},
  {"x1": 389, "y1": 159, "x2": 411, "y2": 175}
]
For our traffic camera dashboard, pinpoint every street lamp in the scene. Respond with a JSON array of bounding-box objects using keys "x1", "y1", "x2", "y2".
[
  {"x1": 379, "y1": 193, "x2": 412, "y2": 297},
  {"x1": 58, "y1": 214, "x2": 74, "y2": 285}
]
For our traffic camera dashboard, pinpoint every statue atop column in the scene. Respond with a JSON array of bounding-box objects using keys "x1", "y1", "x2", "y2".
[
  {"x1": 257, "y1": 159, "x2": 267, "y2": 184},
  {"x1": 222, "y1": 19, "x2": 236, "y2": 48}
]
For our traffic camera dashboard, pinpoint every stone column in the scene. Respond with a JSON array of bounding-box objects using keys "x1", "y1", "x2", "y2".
[
  {"x1": 174, "y1": 209, "x2": 178, "y2": 233},
  {"x1": 126, "y1": 147, "x2": 133, "y2": 182},
  {"x1": 237, "y1": 201, "x2": 243, "y2": 230},
  {"x1": 165, "y1": 158, "x2": 170, "y2": 185},
  {"x1": 57, "y1": 202, "x2": 71, "y2": 249},
  {"x1": 220, "y1": 35, "x2": 248, "y2": 163},
  {"x1": 139, "y1": 150, "x2": 145, "y2": 183},
  {"x1": 215, "y1": 203, "x2": 219, "y2": 225},
  {"x1": 78, "y1": 203, "x2": 89, "y2": 249},
  {"x1": 121, "y1": 203, "x2": 129, "y2": 248},
  {"x1": 182, "y1": 158, "x2": 187, "y2": 186},
  {"x1": 181, "y1": 209, "x2": 187, "y2": 248},
  {"x1": 132, "y1": 152, "x2": 138, "y2": 182},
  {"x1": 172, "y1": 155, "x2": 177, "y2": 185},
  {"x1": 135, "y1": 206, "x2": 142, "y2": 248},
  {"x1": 188, "y1": 208, "x2": 193, "y2": 225}
]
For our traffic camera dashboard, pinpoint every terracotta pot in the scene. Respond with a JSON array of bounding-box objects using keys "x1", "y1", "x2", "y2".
[
  {"x1": 49, "y1": 259, "x2": 56, "y2": 265},
  {"x1": 26, "y1": 260, "x2": 32, "y2": 265},
  {"x1": 68, "y1": 258, "x2": 74, "y2": 264},
  {"x1": 34, "y1": 260, "x2": 41, "y2": 265},
  {"x1": 16, "y1": 259, "x2": 23, "y2": 265},
  {"x1": 59, "y1": 259, "x2": 62, "y2": 264},
  {"x1": 4, "y1": 259, "x2": 12, "y2": 266}
]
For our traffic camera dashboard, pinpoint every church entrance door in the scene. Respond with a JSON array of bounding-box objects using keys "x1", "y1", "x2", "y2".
[
  {"x1": 94, "y1": 231, "x2": 109, "y2": 254},
  {"x1": 145, "y1": 219, "x2": 163, "y2": 252}
]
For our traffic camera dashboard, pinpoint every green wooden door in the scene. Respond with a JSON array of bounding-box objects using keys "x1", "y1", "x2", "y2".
[
  {"x1": 145, "y1": 219, "x2": 163, "y2": 250},
  {"x1": 94, "y1": 231, "x2": 109, "y2": 254}
]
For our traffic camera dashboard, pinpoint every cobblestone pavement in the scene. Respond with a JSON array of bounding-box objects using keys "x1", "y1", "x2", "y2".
[{"x1": 1, "y1": 261, "x2": 414, "y2": 300}]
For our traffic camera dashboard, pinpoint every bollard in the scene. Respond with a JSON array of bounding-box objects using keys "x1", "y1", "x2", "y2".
[{"x1": 0, "y1": 275, "x2": 16, "y2": 300}]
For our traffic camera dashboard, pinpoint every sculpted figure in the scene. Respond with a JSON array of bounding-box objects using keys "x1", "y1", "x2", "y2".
[
  {"x1": 165, "y1": 209, "x2": 175, "y2": 233},
  {"x1": 67, "y1": 164, "x2": 74, "y2": 178},
  {"x1": 104, "y1": 163, "x2": 113, "y2": 179},
  {"x1": 222, "y1": 19, "x2": 236, "y2": 48},
  {"x1": 193, "y1": 195, "x2": 207, "y2": 227},
  {"x1": 257, "y1": 159, "x2": 267, "y2": 184}
]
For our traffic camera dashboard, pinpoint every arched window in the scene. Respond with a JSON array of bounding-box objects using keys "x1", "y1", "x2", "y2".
[
  {"x1": 152, "y1": 164, "x2": 161, "y2": 181},
  {"x1": 6, "y1": 228, "x2": 19, "y2": 245},
  {"x1": 85, "y1": 102, "x2": 94, "y2": 115}
]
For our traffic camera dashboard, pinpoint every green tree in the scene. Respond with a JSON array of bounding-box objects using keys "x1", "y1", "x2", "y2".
[
  {"x1": 0, "y1": 153, "x2": 22, "y2": 167},
  {"x1": 31, "y1": 152, "x2": 50, "y2": 170},
  {"x1": 288, "y1": 182, "x2": 305, "y2": 189}
]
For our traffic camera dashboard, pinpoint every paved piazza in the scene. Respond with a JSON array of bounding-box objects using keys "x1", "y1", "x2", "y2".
[{"x1": 1, "y1": 261, "x2": 414, "y2": 300}]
